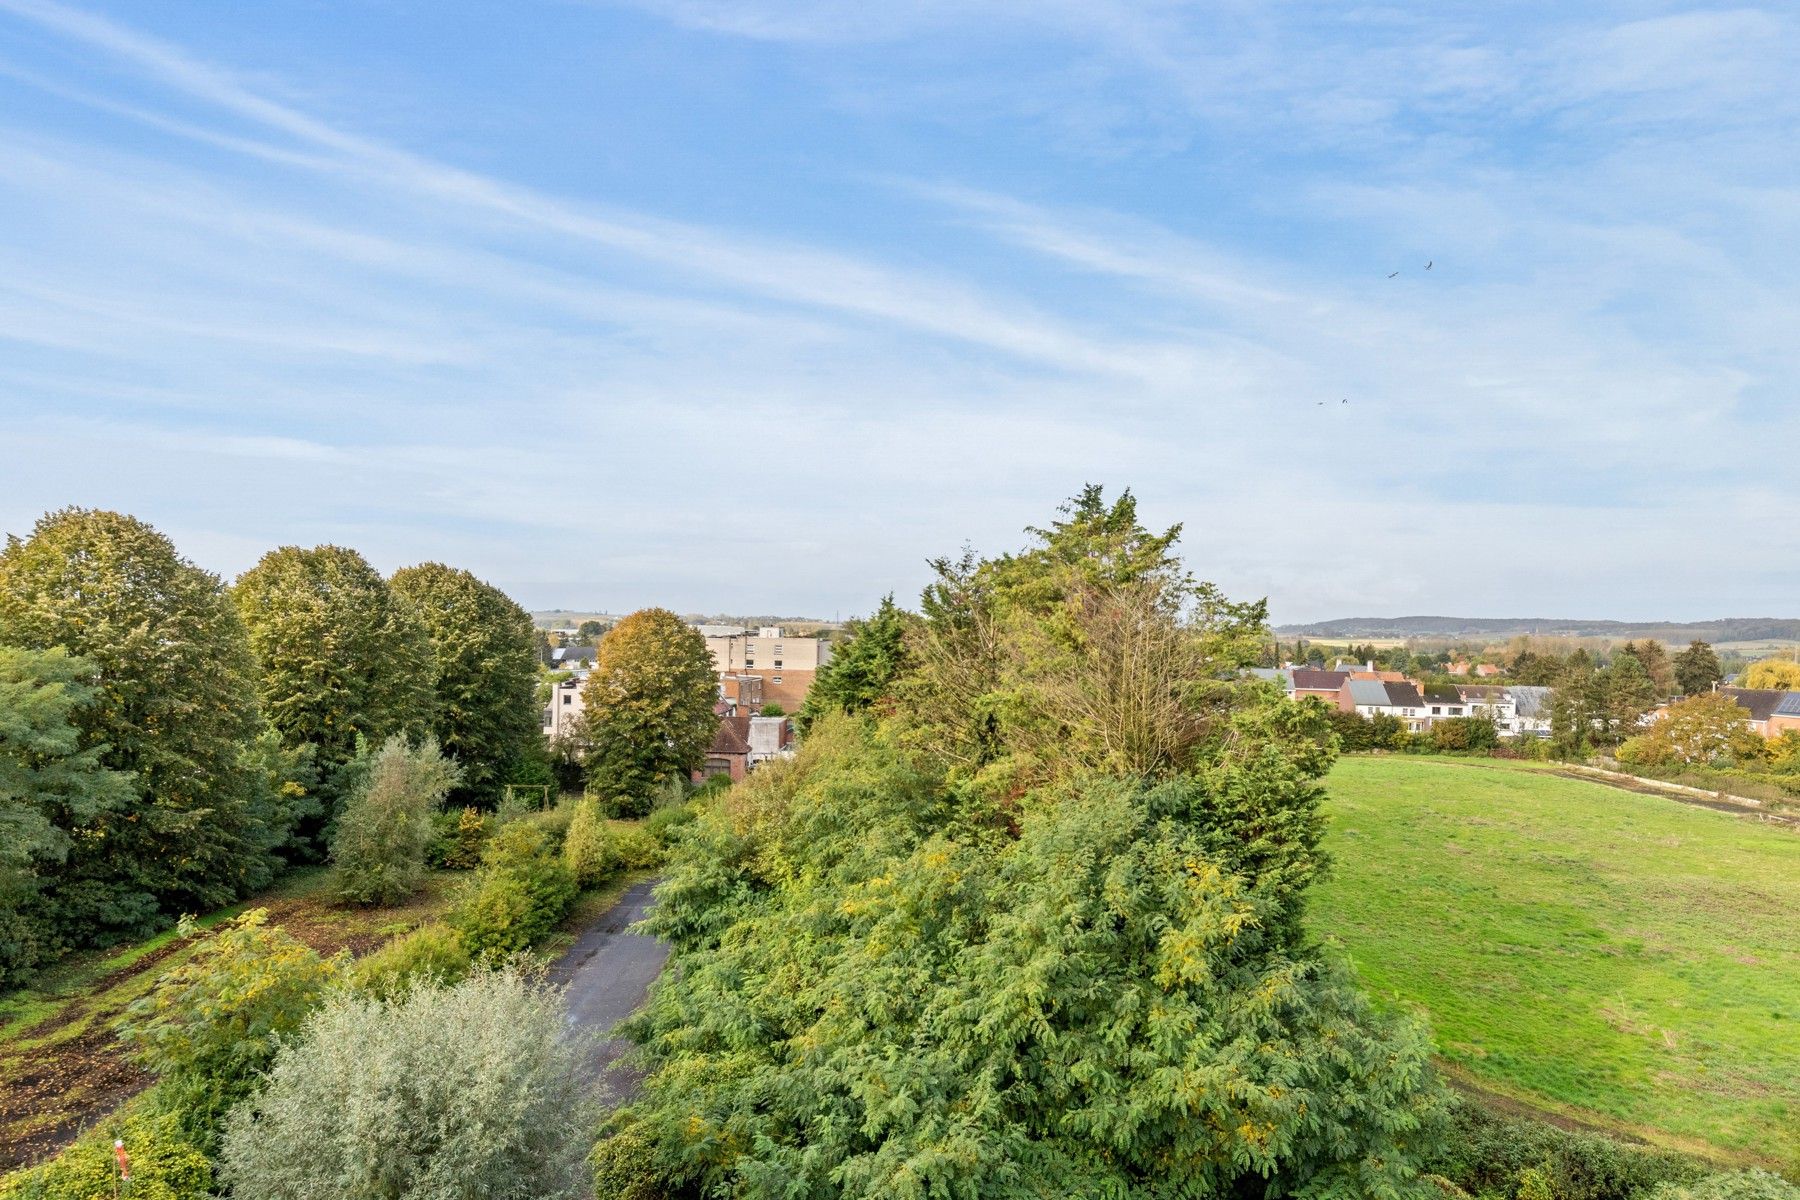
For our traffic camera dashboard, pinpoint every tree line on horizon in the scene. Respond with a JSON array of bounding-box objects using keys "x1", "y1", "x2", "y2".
[{"x1": 0, "y1": 508, "x2": 544, "y2": 988}]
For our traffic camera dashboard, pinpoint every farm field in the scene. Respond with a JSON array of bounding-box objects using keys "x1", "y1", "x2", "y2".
[{"x1": 1311, "y1": 756, "x2": 1799, "y2": 1169}]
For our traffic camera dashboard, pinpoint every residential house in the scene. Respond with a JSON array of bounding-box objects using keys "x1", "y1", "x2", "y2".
[
  {"x1": 1290, "y1": 668, "x2": 1350, "y2": 703},
  {"x1": 702, "y1": 625, "x2": 831, "y2": 712},
  {"x1": 1508, "y1": 685, "x2": 1553, "y2": 737},
  {"x1": 694, "y1": 713, "x2": 795, "y2": 783},
  {"x1": 1421, "y1": 685, "x2": 1467, "y2": 722},
  {"x1": 550, "y1": 644, "x2": 598, "y2": 669},
  {"x1": 543, "y1": 675, "x2": 586, "y2": 740},
  {"x1": 1718, "y1": 688, "x2": 1800, "y2": 737},
  {"x1": 1348, "y1": 679, "x2": 1429, "y2": 731},
  {"x1": 1457, "y1": 685, "x2": 1522, "y2": 735}
]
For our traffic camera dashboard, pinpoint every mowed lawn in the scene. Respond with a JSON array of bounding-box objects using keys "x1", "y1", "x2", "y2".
[{"x1": 1311, "y1": 756, "x2": 1799, "y2": 1167}]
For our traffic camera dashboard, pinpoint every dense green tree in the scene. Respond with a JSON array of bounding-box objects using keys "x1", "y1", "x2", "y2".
[
  {"x1": 576, "y1": 619, "x2": 609, "y2": 643},
  {"x1": 617, "y1": 488, "x2": 1443, "y2": 1199},
  {"x1": 233, "y1": 546, "x2": 430, "y2": 767},
  {"x1": 1550, "y1": 653, "x2": 1606, "y2": 758},
  {"x1": 1673, "y1": 640, "x2": 1723, "y2": 696},
  {"x1": 578, "y1": 608, "x2": 718, "y2": 816},
  {"x1": 1602, "y1": 650, "x2": 1658, "y2": 735},
  {"x1": 0, "y1": 509, "x2": 282, "y2": 943},
  {"x1": 794, "y1": 594, "x2": 911, "y2": 732},
  {"x1": 390, "y1": 564, "x2": 542, "y2": 806},
  {"x1": 0, "y1": 646, "x2": 133, "y2": 984},
  {"x1": 1623, "y1": 639, "x2": 1675, "y2": 697}
]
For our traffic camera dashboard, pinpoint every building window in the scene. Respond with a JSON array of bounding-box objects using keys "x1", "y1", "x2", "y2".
[
  {"x1": 772, "y1": 659, "x2": 782, "y2": 668},
  {"x1": 562, "y1": 695, "x2": 572, "y2": 705},
  {"x1": 772, "y1": 675, "x2": 782, "y2": 684},
  {"x1": 1431, "y1": 706, "x2": 1441, "y2": 715},
  {"x1": 745, "y1": 659, "x2": 754, "y2": 667}
]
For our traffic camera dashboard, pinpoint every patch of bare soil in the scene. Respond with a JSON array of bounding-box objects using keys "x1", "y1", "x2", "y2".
[{"x1": 0, "y1": 894, "x2": 415, "y2": 1172}]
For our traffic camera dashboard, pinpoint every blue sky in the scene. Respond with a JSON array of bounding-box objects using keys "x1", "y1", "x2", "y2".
[{"x1": 1, "y1": 0, "x2": 1796, "y2": 622}]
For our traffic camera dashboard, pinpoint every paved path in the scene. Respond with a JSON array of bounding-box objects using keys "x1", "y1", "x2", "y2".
[{"x1": 548, "y1": 878, "x2": 669, "y2": 1105}]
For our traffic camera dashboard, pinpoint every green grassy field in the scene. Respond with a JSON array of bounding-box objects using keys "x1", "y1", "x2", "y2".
[{"x1": 1312, "y1": 756, "x2": 1799, "y2": 1168}]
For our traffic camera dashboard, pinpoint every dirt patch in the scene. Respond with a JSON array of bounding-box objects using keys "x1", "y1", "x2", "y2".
[
  {"x1": 0, "y1": 1023, "x2": 149, "y2": 1172},
  {"x1": 0, "y1": 890, "x2": 436, "y2": 1173},
  {"x1": 1445, "y1": 1073, "x2": 1646, "y2": 1141},
  {"x1": 1549, "y1": 770, "x2": 1800, "y2": 828}
]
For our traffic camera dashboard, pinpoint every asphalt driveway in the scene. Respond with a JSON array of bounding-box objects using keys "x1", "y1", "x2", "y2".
[{"x1": 548, "y1": 878, "x2": 668, "y2": 1105}]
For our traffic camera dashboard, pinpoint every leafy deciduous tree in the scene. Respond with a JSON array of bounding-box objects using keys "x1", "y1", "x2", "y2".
[
  {"x1": 0, "y1": 509, "x2": 281, "y2": 943},
  {"x1": 0, "y1": 646, "x2": 132, "y2": 985},
  {"x1": 233, "y1": 546, "x2": 432, "y2": 844},
  {"x1": 578, "y1": 608, "x2": 718, "y2": 816},
  {"x1": 390, "y1": 564, "x2": 543, "y2": 806},
  {"x1": 1617, "y1": 693, "x2": 1765, "y2": 767},
  {"x1": 1739, "y1": 657, "x2": 1800, "y2": 691}
]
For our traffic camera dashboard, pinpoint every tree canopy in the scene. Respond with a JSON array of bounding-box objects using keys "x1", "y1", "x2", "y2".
[
  {"x1": 1673, "y1": 641, "x2": 1722, "y2": 696},
  {"x1": 1739, "y1": 657, "x2": 1800, "y2": 691},
  {"x1": 233, "y1": 545, "x2": 432, "y2": 843},
  {"x1": 1618, "y1": 693, "x2": 1763, "y2": 768},
  {"x1": 794, "y1": 594, "x2": 911, "y2": 731},
  {"x1": 578, "y1": 608, "x2": 718, "y2": 816},
  {"x1": 614, "y1": 487, "x2": 1441, "y2": 1199},
  {"x1": 0, "y1": 509, "x2": 284, "y2": 944},
  {"x1": 390, "y1": 563, "x2": 542, "y2": 806},
  {"x1": 0, "y1": 646, "x2": 133, "y2": 984}
]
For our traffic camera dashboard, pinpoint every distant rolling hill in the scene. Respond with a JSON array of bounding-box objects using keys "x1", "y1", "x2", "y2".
[{"x1": 1274, "y1": 616, "x2": 1800, "y2": 642}]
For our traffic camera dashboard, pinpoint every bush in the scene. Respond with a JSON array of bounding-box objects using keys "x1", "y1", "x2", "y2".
[
  {"x1": 589, "y1": 1122, "x2": 665, "y2": 1200},
  {"x1": 349, "y1": 921, "x2": 471, "y2": 1000},
  {"x1": 116, "y1": 910, "x2": 341, "y2": 1150},
  {"x1": 451, "y1": 823, "x2": 578, "y2": 960},
  {"x1": 331, "y1": 736, "x2": 461, "y2": 905},
  {"x1": 517, "y1": 802, "x2": 575, "y2": 854},
  {"x1": 644, "y1": 802, "x2": 698, "y2": 846},
  {"x1": 1647, "y1": 1172, "x2": 1800, "y2": 1200},
  {"x1": 1423, "y1": 1097, "x2": 1705, "y2": 1200},
  {"x1": 219, "y1": 967, "x2": 592, "y2": 1199},
  {"x1": 562, "y1": 796, "x2": 617, "y2": 889},
  {"x1": 1432, "y1": 716, "x2": 1500, "y2": 753},
  {"x1": 0, "y1": 1109, "x2": 212, "y2": 1200},
  {"x1": 606, "y1": 822, "x2": 665, "y2": 871},
  {"x1": 428, "y1": 806, "x2": 489, "y2": 869}
]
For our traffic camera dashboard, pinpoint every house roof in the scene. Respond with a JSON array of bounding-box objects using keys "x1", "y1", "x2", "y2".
[
  {"x1": 1290, "y1": 669, "x2": 1349, "y2": 692},
  {"x1": 1721, "y1": 687, "x2": 1789, "y2": 723},
  {"x1": 1458, "y1": 685, "x2": 1509, "y2": 701},
  {"x1": 1775, "y1": 693, "x2": 1800, "y2": 718},
  {"x1": 552, "y1": 644, "x2": 597, "y2": 665},
  {"x1": 1347, "y1": 679, "x2": 1392, "y2": 707},
  {"x1": 1384, "y1": 681, "x2": 1425, "y2": 708},
  {"x1": 1422, "y1": 684, "x2": 1463, "y2": 705},
  {"x1": 1509, "y1": 685, "x2": 1552, "y2": 717},
  {"x1": 707, "y1": 715, "x2": 753, "y2": 756}
]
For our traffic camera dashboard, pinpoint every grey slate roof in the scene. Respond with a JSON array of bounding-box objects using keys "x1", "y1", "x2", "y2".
[
  {"x1": 1384, "y1": 681, "x2": 1425, "y2": 708},
  {"x1": 1722, "y1": 687, "x2": 1790, "y2": 723},
  {"x1": 1422, "y1": 684, "x2": 1462, "y2": 705},
  {"x1": 1775, "y1": 692, "x2": 1800, "y2": 718},
  {"x1": 1347, "y1": 679, "x2": 1392, "y2": 707}
]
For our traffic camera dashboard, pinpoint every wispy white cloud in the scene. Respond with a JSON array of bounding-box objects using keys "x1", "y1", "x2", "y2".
[{"x1": 1, "y1": 0, "x2": 1796, "y2": 620}]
